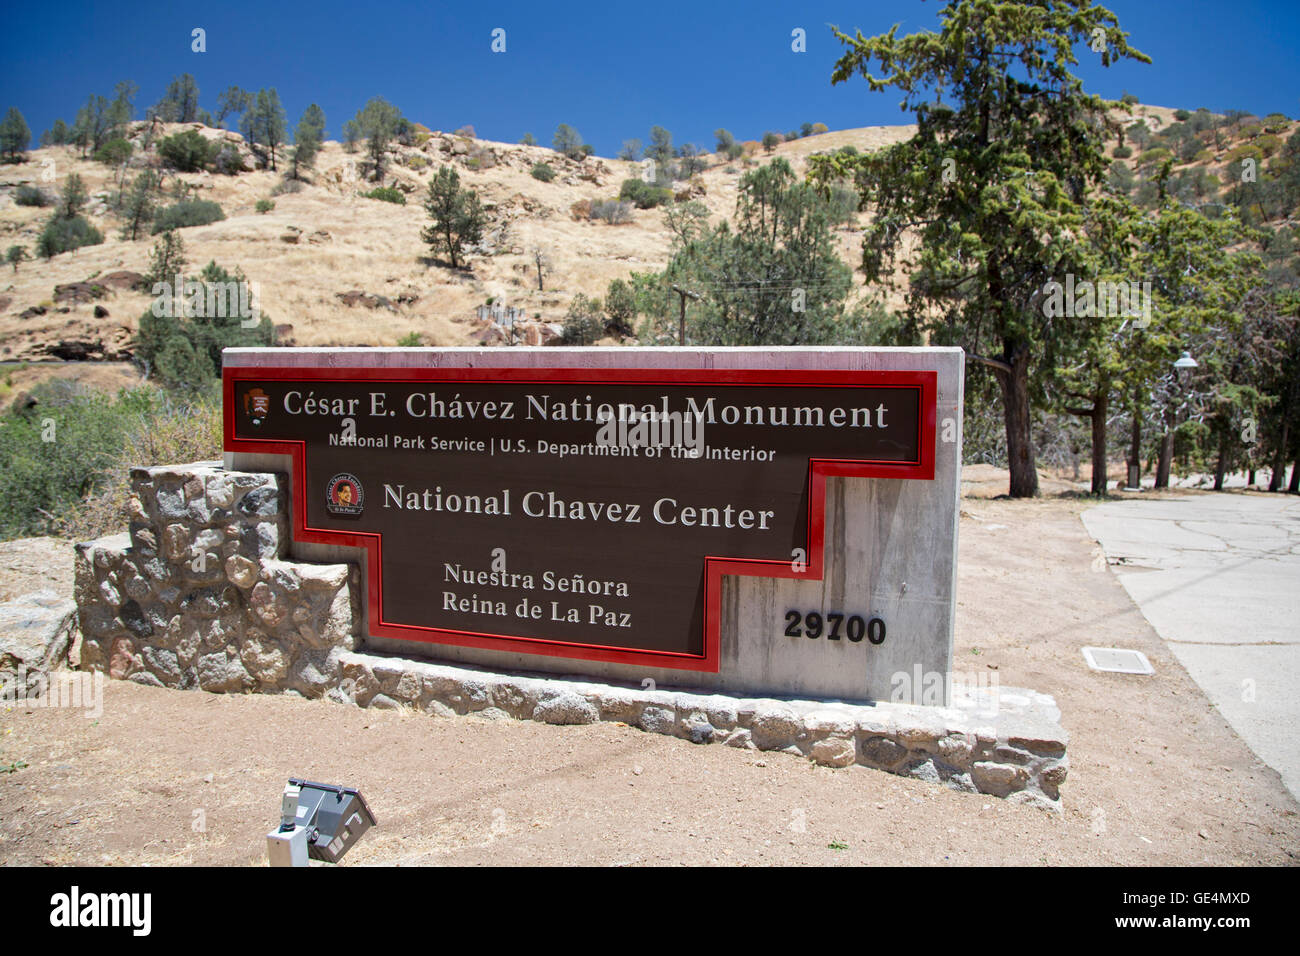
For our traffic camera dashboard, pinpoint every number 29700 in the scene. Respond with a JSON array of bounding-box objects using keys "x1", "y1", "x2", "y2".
[{"x1": 784, "y1": 610, "x2": 885, "y2": 644}]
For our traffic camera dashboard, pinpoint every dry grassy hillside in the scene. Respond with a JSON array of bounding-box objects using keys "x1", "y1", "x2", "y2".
[
  {"x1": 0, "y1": 121, "x2": 915, "y2": 364},
  {"x1": 3, "y1": 101, "x2": 1290, "y2": 377}
]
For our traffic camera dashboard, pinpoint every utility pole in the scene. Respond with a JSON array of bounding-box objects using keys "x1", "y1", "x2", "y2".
[{"x1": 670, "y1": 284, "x2": 699, "y2": 346}]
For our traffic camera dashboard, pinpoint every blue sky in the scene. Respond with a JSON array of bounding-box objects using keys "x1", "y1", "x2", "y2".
[{"x1": 2, "y1": 1, "x2": 1297, "y2": 155}]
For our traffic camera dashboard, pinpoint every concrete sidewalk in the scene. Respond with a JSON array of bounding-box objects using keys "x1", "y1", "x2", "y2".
[{"x1": 1082, "y1": 494, "x2": 1300, "y2": 799}]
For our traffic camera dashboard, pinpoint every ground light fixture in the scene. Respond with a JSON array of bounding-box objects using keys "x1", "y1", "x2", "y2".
[{"x1": 266, "y1": 779, "x2": 377, "y2": 867}]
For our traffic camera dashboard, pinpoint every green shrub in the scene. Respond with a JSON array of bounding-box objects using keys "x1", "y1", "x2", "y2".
[
  {"x1": 361, "y1": 186, "x2": 407, "y2": 205},
  {"x1": 1263, "y1": 113, "x2": 1291, "y2": 134},
  {"x1": 1112, "y1": 145, "x2": 1132, "y2": 158},
  {"x1": 255, "y1": 199, "x2": 275, "y2": 214},
  {"x1": 0, "y1": 383, "x2": 222, "y2": 542},
  {"x1": 590, "y1": 199, "x2": 632, "y2": 224},
  {"x1": 1137, "y1": 146, "x2": 1173, "y2": 167},
  {"x1": 1107, "y1": 160, "x2": 1136, "y2": 195},
  {"x1": 136, "y1": 259, "x2": 275, "y2": 393},
  {"x1": 1192, "y1": 148, "x2": 1214, "y2": 164},
  {"x1": 93, "y1": 137, "x2": 133, "y2": 166},
  {"x1": 530, "y1": 162, "x2": 555, "y2": 183},
  {"x1": 618, "y1": 178, "x2": 672, "y2": 209},
  {"x1": 1173, "y1": 109, "x2": 1191, "y2": 121},
  {"x1": 1254, "y1": 134, "x2": 1283, "y2": 158},
  {"x1": 36, "y1": 215, "x2": 103, "y2": 258},
  {"x1": 0, "y1": 382, "x2": 208, "y2": 541},
  {"x1": 396, "y1": 332, "x2": 422, "y2": 347},
  {"x1": 604, "y1": 278, "x2": 636, "y2": 335},
  {"x1": 1224, "y1": 143, "x2": 1263, "y2": 165},
  {"x1": 152, "y1": 199, "x2": 226, "y2": 234},
  {"x1": 827, "y1": 186, "x2": 860, "y2": 226},
  {"x1": 269, "y1": 178, "x2": 303, "y2": 197},
  {"x1": 1120, "y1": 92, "x2": 1139, "y2": 105},
  {"x1": 157, "y1": 130, "x2": 214, "y2": 172},
  {"x1": 212, "y1": 144, "x2": 247, "y2": 175},
  {"x1": 14, "y1": 184, "x2": 52, "y2": 207},
  {"x1": 560, "y1": 308, "x2": 603, "y2": 345}
]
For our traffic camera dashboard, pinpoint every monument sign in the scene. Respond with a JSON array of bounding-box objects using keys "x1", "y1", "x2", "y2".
[{"x1": 224, "y1": 348, "x2": 962, "y2": 703}]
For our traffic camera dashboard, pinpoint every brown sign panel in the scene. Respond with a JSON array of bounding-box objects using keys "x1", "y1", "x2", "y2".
[{"x1": 224, "y1": 365, "x2": 936, "y2": 670}]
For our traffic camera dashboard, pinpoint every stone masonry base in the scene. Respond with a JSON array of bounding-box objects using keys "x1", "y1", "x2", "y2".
[{"x1": 334, "y1": 651, "x2": 1068, "y2": 810}]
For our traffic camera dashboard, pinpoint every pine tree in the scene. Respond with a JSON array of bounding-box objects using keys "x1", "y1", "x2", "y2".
[
  {"x1": 59, "y1": 173, "x2": 88, "y2": 219},
  {"x1": 241, "y1": 89, "x2": 287, "y2": 170},
  {"x1": 214, "y1": 86, "x2": 251, "y2": 128},
  {"x1": 351, "y1": 97, "x2": 402, "y2": 180},
  {"x1": 421, "y1": 165, "x2": 486, "y2": 269},
  {"x1": 552, "y1": 124, "x2": 584, "y2": 160},
  {"x1": 808, "y1": 0, "x2": 1150, "y2": 497},
  {"x1": 648, "y1": 158, "x2": 855, "y2": 346},
  {"x1": 155, "y1": 74, "x2": 199, "y2": 123},
  {"x1": 0, "y1": 107, "x2": 31, "y2": 159},
  {"x1": 290, "y1": 104, "x2": 326, "y2": 179},
  {"x1": 647, "y1": 126, "x2": 673, "y2": 166},
  {"x1": 120, "y1": 170, "x2": 160, "y2": 241},
  {"x1": 145, "y1": 230, "x2": 187, "y2": 288}
]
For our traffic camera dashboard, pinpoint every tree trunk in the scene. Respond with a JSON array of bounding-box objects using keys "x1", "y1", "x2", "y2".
[
  {"x1": 1155, "y1": 407, "x2": 1175, "y2": 488},
  {"x1": 996, "y1": 346, "x2": 1038, "y2": 498},
  {"x1": 1213, "y1": 434, "x2": 1229, "y2": 491},
  {"x1": 1248, "y1": 468, "x2": 1256, "y2": 487},
  {"x1": 1091, "y1": 391, "x2": 1109, "y2": 496},
  {"x1": 1290, "y1": 448, "x2": 1300, "y2": 494},
  {"x1": 1269, "y1": 419, "x2": 1289, "y2": 491},
  {"x1": 1128, "y1": 391, "x2": 1142, "y2": 488}
]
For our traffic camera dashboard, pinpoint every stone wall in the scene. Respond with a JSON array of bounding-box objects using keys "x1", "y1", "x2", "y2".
[
  {"x1": 74, "y1": 460, "x2": 1067, "y2": 810},
  {"x1": 75, "y1": 462, "x2": 360, "y2": 695}
]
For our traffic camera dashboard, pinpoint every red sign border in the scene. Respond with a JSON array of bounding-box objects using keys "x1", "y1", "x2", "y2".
[{"x1": 223, "y1": 364, "x2": 937, "y2": 672}]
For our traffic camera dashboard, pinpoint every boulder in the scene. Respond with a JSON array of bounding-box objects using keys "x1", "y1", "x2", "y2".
[
  {"x1": 0, "y1": 589, "x2": 78, "y2": 695},
  {"x1": 336, "y1": 290, "x2": 396, "y2": 311},
  {"x1": 99, "y1": 270, "x2": 149, "y2": 292},
  {"x1": 53, "y1": 282, "x2": 109, "y2": 305},
  {"x1": 40, "y1": 340, "x2": 130, "y2": 361}
]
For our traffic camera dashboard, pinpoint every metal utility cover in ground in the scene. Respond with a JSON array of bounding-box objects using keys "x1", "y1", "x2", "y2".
[{"x1": 1082, "y1": 646, "x2": 1154, "y2": 675}]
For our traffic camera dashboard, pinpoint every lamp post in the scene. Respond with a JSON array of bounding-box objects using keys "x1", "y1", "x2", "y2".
[
  {"x1": 1169, "y1": 350, "x2": 1198, "y2": 485},
  {"x1": 1155, "y1": 351, "x2": 1198, "y2": 489},
  {"x1": 1173, "y1": 350, "x2": 1199, "y2": 377}
]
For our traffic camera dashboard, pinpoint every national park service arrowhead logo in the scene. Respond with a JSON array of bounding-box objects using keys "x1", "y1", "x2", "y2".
[
  {"x1": 244, "y1": 387, "x2": 271, "y2": 426},
  {"x1": 326, "y1": 473, "x2": 364, "y2": 516}
]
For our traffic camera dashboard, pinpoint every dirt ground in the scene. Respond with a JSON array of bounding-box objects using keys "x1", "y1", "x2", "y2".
[{"x1": 1, "y1": 488, "x2": 1297, "y2": 866}]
